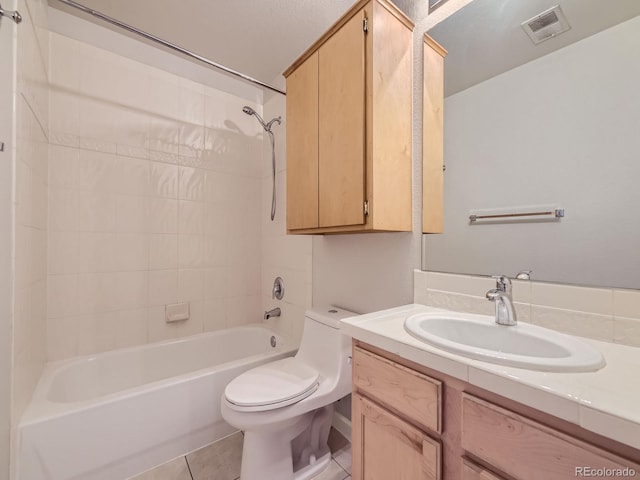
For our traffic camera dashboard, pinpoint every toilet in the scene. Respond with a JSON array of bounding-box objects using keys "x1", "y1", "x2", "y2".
[{"x1": 221, "y1": 306, "x2": 356, "y2": 480}]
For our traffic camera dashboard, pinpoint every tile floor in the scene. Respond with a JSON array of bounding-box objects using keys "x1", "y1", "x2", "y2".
[{"x1": 130, "y1": 428, "x2": 352, "y2": 480}]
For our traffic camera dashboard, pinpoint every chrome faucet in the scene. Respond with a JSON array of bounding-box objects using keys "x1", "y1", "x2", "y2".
[
  {"x1": 486, "y1": 276, "x2": 517, "y2": 326},
  {"x1": 264, "y1": 307, "x2": 281, "y2": 320}
]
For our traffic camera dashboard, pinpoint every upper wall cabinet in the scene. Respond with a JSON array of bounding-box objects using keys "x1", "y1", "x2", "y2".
[
  {"x1": 422, "y1": 34, "x2": 447, "y2": 234},
  {"x1": 284, "y1": 0, "x2": 414, "y2": 234}
]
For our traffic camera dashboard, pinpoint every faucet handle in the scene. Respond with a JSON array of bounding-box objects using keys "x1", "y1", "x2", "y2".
[
  {"x1": 516, "y1": 270, "x2": 532, "y2": 280},
  {"x1": 491, "y1": 275, "x2": 512, "y2": 292}
]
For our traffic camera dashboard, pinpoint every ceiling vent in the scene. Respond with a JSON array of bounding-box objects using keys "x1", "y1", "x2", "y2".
[{"x1": 522, "y1": 5, "x2": 571, "y2": 45}]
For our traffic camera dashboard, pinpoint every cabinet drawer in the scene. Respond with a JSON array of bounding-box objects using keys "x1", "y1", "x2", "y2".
[
  {"x1": 461, "y1": 459, "x2": 505, "y2": 480},
  {"x1": 353, "y1": 346, "x2": 441, "y2": 433},
  {"x1": 462, "y1": 394, "x2": 640, "y2": 480},
  {"x1": 353, "y1": 393, "x2": 441, "y2": 480}
]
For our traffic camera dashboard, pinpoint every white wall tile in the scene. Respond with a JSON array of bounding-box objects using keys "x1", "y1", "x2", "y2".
[
  {"x1": 115, "y1": 195, "x2": 149, "y2": 234},
  {"x1": 114, "y1": 156, "x2": 150, "y2": 195},
  {"x1": 147, "y1": 305, "x2": 203, "y2": 343},
  {"x1": 149, "y1": 234, "x2": 178, "y2": 270},
  {"x1": 115, "y1": 308, "x2": 148, "y2": 349},
  {"x1": 49, "y1": 144, "x2": 78, "y2": 189},
  {"x1": 48, "y1": 274, "x2": 78, "y2": 319},
  {"x1": 150, "y1": 162, "x2": 179, "y2": 198},
  {"x1": 48, "y1": 231, "x2": 79, "y2": 275},
  {"x1": 178, "y1": 166, "x2": 205, "y2": 201},
  {"x1": 178, "y1": 269, "x2": 204, "y2": 303},
  {"x1": 424, "y1": 271, "x2": 494, "y2": 296},
  {"x1": 531, "y1": 283, "x2": 613, "y2": 316},
  {"x1": 613, "y1": 290, "x2": 640, "y2": 319},
  {"x1": 149, "y1": 270, "x2": 178, "y2": 307},
  {"x1": 178, "y1": 235, "x2": 205, "y2": 268},
  {"x1": 48, "y1": 188, "x2": 79, "y2": 231},
  {"x1": 47, "y1": 35, "x2": 268, "y2": 360},
  {"x1": 613, "y1": 317, "x2": 640, "y2": 347},
  {"x1": 76, "y1": 232, "x2": 117, "y2": 273},
  {"x1": 149, "y1": 198, "x2": 178, "y2": 234},
  {"x1": 115, "y1": 271, "x2": 149, "y2": 310},
  {"x1": 203, "y1": 298, "x2": 227, "y2": 332},
  {"x1": 530, "y1": 306, "x2": 613, "y2": 341},
  {"x1": 178, "y1": 200, "x2": 205, "y2": 235},
  {"x1": 77, "y1": 190, "x2": 116, "y2": 232},
  {"x1": 113, "y1": 234, "x2": 149, "y2": 271}
]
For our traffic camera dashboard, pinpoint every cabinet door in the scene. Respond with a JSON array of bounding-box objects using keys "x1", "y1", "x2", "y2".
[
  {"x1": 318, "y1": 8, "x2": 366, "y2": 228},
  {"x1": 286, "y1": 52, "x2": 319, "y2": 230},
  {"x1": 353, "y1": 393, "x2": 441, "y2": 480},
  {"x1": 462, "y1": 459, "x2": 506, "y2": 480}
]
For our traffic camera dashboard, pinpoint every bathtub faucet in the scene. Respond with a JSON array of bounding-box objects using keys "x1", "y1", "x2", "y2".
[{"x1": 264, "y1": 307, "x2": 281, "y2": 320}]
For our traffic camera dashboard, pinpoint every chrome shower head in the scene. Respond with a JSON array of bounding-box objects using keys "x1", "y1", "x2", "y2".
[
  {"x1": 242, "y1": 105, "x2": 281, "y2": 132},
  {"x1": 242, "y1": 105, "x2": 267, "y2": 130},
  {"x1": 242, "y1": 106, "x2": 257, "y2": 116}
]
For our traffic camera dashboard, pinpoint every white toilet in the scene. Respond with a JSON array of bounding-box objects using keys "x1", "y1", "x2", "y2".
[{"x1": 221, "y1": 306, "x2": 355, "y2": 480}]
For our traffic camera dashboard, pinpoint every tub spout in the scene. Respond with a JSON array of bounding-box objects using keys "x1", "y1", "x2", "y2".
[{"x1": 264, "y1": 308, "x2": 281, "y2": 320}]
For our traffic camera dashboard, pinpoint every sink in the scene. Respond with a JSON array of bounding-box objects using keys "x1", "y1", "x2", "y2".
[{"x1": 404, "y1": 312, "x2": 605, "y2": 372}]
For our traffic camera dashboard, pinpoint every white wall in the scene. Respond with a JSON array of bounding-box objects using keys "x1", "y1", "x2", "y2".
[
  {"x1": 423, "y1": 16, "x2": 640, "y2": 289},
  {"x1": 47, "y1": 31, "x2": 267, "y2": 360},
  {"x1": 12, "y1": 1, "x2": 49, "y2": 476}
]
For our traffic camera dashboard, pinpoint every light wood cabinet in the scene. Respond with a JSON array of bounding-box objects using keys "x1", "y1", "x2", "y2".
[
  {"x1": 353, "y1": 346, "x2": 441, "y2": 433},
  {"x1": 352, "y1": 346, "x2": 442, "y2": 479},
  {"x1": 353, "y1": 393, "x2": 441, "y2": 480},
  {"x1": 284, "y1": 0, "x2": 414, "y2": 234},
  {"x1": 353, "y1": 341, "x2": 640, "y2": 480},
  {"x1": 461, "y1": 459, "x2": 505, "y2": 480},
  {"x1": 462, "y1": 394, "x2": 640, "y2": 480}
]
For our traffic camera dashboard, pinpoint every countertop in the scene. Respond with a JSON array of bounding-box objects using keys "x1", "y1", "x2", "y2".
[{"x1": 340, "y1": 304, "x2": 640, "y2": 450}]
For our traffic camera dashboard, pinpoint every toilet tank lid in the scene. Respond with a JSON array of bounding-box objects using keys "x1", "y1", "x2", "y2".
[{"x1": 305, "y1": 306, "x2": 358, "y2": 329}]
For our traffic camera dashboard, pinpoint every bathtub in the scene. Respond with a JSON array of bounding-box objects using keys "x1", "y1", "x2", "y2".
[{"x1": 18, "y1": 325, "x2": 295, "y2": 480}]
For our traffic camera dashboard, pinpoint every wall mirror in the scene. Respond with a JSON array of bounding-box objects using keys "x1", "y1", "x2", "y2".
[{"x1": 421, "y1": 0, "x2": 640, "y2": 289}]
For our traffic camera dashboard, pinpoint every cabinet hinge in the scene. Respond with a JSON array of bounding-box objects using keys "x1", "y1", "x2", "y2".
[
  {"x1": 363, "y1": 17, "x2": 369, "y2": 33},
  {"x1": 364, "y1": 200, "x2": 369, "y2": 216}
]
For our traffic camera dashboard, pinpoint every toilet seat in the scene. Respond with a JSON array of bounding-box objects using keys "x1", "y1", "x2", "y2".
[{"x1": 224, "y1": 358, "x2": 320, "y2": 412}]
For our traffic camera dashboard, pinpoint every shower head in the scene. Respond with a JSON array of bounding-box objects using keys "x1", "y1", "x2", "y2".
[{"x1": 242, "y1": 106, "x2": 281, "y2": 132}]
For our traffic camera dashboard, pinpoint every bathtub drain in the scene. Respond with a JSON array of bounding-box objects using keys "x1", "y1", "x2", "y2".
[{"x1": 270, "y1": 336, "x2": 277, "y2": 348}]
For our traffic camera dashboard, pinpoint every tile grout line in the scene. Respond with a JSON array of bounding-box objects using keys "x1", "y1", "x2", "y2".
[{"x1": 184, "y1": 455, "x2": 195, "y2": 480}]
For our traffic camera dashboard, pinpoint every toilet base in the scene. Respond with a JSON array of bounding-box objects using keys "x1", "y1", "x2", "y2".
[
  {"x1": 293, "y1": 451, "x2": 331, "y2": 480},
  {"x1": 238, "y1": 406, "x2": 334, "y2": 480}
]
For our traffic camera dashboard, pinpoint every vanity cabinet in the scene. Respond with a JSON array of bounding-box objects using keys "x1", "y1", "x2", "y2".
[
  {"x1": 352, "y1": 346, "x2": 443, "y2": 479},
  {"x1": 352, "y1": 341, "x2": 640, "y2": 480},
  {"x1": 284, "y1": 0, "x2": 414, "y2": 234}
]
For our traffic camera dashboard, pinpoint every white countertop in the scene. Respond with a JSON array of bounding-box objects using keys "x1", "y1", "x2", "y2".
[{"x1": 340, "y1": 304, "x2": 640, "y2": 450}]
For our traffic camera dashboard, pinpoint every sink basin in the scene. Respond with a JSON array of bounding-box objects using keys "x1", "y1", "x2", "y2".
[{"x1": 404, "y1": 312, "x2": 605, "y2": 372}]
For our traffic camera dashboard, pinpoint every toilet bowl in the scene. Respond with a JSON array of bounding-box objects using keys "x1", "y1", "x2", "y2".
[{"x1": 221, "y1": 306, "x2": 356, "y2": 480}]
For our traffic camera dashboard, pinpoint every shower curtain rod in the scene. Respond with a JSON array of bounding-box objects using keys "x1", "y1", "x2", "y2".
[{"x1": 56, "y1": 0, "x2": 287, "y2": 96}]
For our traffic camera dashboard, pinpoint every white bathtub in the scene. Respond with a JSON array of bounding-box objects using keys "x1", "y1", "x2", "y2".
[{"x1": 18, "y1": 325, "x2": 295, "y2": 480}]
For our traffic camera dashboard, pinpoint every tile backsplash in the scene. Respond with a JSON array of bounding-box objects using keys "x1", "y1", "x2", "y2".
[
  {"x1": 414, "y1": 270, "x2": 640, "y2": 347},
  {"x1": 47, "y1": 32, "x2": 266, "y2": 360},
  {"x1": 13, "y1": 0, "x2": 50, "y2": 428}
]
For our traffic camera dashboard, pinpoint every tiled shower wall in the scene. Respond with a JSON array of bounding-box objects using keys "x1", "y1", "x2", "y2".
[
  {"x1": 13, "y1": 0, "x2": 49, "y2": 430},
  {"x1": 47, "y1": 33, "x2": 265, "y2": 360}
]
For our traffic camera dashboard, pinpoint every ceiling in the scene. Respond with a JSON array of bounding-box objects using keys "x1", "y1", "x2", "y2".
[
  {"x1": 428, "y1": 0, "x2": 640, "y2": 96},
  {"x1": 48, "y1": 0, "x2": 635, "y2": 99},
  {"x1": 48, "y1": 0, "x2": 356, "y2": 87}
]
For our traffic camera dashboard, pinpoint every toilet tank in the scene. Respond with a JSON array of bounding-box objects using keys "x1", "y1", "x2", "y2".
[{"x1": 295, "y1": 306, "x2": 357, "y2": 393}]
